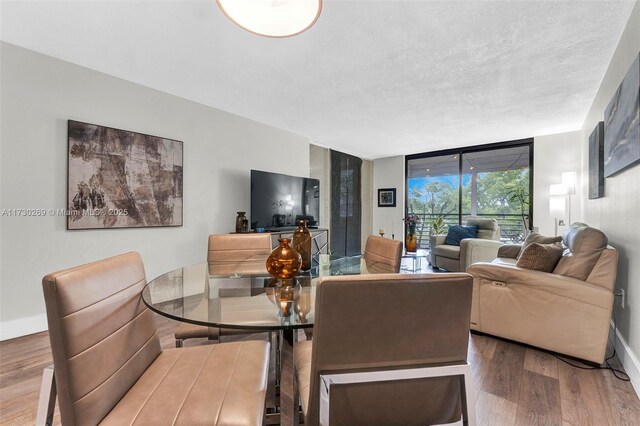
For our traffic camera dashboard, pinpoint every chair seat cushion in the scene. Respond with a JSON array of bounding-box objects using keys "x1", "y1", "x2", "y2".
[
  {"x1": 174, "y1": 322, "x2": 262, "y2": 340},
  {"x1": 100, "y1": 341, "x2": 269, "y2": 426},
  {"x1": 293, "y1": 340, "x2": 313, "y2": 417},
  {"x1": 433, "y1": 245, "x2": 461, "y2": 260}
]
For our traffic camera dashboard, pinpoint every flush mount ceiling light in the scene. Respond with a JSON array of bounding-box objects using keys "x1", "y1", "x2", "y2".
[{"x1": 216, "y1": 0, "x2": 322, "y2": 38}]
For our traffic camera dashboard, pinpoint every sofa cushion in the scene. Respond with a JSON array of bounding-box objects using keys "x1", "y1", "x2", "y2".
[
  {"x1": 492, "y1": 257, "x2": 517, "y2": 266},
  {"x1": 433, "y1": 244, "x2": 461, "y2": 260},
  {"x1": 516, "y1": 242, "x2": 563, "y2": 273},
  {"x1": 466, "y1": 218, "x2": 498, "y2": 240},
  {"x1": 444, "y1": 225, "x2": 479, "y2": 246},
  {"x1": 517, "y1": 232, "x2": 562, "y2": 259},
  {"x1": 554, "y1": 223, "x2": 608, "y2": 280}
]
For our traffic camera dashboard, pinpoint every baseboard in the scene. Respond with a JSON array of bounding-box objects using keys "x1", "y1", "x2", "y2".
[
  {"x1": 610, "y1": 321, "x2": 640, "y2": 396},
  {"x1": 0, "y1": 313, "x2": 48, "y2": 341}
]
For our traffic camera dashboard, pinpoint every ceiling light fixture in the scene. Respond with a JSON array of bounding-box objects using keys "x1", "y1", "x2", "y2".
[{"x1": 216, "y1": 0, "x2": 323, "y2": 38}]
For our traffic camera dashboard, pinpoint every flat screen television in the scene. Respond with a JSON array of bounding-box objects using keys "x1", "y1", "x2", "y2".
[{"x1": 250, "y1": 170, "x2": 320, "y2": 230}]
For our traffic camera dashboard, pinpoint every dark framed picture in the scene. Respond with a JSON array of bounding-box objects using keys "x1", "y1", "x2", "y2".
[
  {"x1": 67, "y1": 120, "x2": 183, "y2": 230},
  {"x1": 589, "y1": 121, "x2": 605, "y2": 199},
  {"x1": 604, "y1": 53, "x2": 639, "y2": 177},
  {"x1": 378, "y1": 188, "x2": 396, "y2": 207}
]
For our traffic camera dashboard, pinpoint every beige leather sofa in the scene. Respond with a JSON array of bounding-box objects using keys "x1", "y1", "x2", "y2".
[
  {"x1": 467, "y1": 223, "x2": 617, "y2": 364},
  {"x1": 430, "y1": 218, "x2": 502, "y2": 272}
]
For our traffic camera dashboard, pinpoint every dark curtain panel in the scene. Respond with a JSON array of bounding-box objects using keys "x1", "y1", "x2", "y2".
[{"x1": 330, "y1": 150, "x2": 362, "y2": 257}]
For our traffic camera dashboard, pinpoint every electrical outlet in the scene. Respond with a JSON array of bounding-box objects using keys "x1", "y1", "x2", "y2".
[{"x1": 621, "y1": 289, "x2": 626, "y2": 309}]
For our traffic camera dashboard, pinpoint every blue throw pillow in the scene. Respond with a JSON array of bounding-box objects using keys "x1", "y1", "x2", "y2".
[{"x1": 444, "y1": 225, "x2": 479, "y2": 246}]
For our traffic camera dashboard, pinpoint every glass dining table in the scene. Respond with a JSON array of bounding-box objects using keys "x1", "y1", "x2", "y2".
[{"x1": 142, "y1": 255, "x2": 389, "y2": 425}]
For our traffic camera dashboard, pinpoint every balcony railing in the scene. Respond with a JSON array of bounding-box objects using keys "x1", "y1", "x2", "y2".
[{"x1": 409, "y1": 213, "x2": 529, "y2": 250}]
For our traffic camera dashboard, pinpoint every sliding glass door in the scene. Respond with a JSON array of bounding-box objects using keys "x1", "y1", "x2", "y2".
[{"x1": 406, "y1": 140, "x2": 533, "y2": 249}]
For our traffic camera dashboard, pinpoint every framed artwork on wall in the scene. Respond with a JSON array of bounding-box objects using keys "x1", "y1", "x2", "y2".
[
  {"x1": 378, "y1": 188, "x2": 396, "y2": 207},
  {"x1": 67, "y1": 120, "x2": 183, "y2": 230},
  {"x1": 604, "y1": 53, "x2": 639, "y2": 177},
  {"x1": 588, "y1": 121, "x2": 605, "y2": 199}
]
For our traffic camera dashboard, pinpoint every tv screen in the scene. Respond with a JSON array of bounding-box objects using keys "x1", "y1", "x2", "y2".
[{"x1": 251, "y1": 170, "x2": 320, "y2": 230}]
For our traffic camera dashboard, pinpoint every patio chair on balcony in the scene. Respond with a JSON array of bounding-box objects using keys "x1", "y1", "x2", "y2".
[{"x1": 430, "y1": 218, "x2": 502, "y2": 272}]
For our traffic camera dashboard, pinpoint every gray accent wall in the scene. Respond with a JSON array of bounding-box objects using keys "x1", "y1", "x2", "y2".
[{"x1": 580, "y1": 1, "x2": 640, "y2": 388}]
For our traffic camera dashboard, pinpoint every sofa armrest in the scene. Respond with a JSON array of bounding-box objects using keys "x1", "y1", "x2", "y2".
[
  {"x1": 467, "y1": 263, "x2": 613, "y2": 309},
  {"x1": 430, "y1": 234, "x2": 447, "y2": 248},
  {"x1": 497, "y1": 244, "x2": 522, "y2": 259},
  {"x1": 429, "y1": 234, "x2": 448, "y2": 266},
  {"x1": 460, "y1": 239, "x2": 503, "y2": 270}
]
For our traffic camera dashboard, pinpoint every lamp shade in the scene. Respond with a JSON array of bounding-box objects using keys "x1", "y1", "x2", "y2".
[
  {"x1": 549, "y1": 196, "x2": 566, "y2": 218},
  {"x1": 216, "y1": 0, "x2": 322, "y2": 38},
  {"x1": 549, "y1": 183, "x2": 567, "y2": 196},
  {"x1": 562, "y1": 171, "x2": 577, "y2": 195}
]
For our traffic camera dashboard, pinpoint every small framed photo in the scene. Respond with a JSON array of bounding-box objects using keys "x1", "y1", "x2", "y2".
[{"x1": 378, "y1": 188, "x2": 396, "y2": 207}]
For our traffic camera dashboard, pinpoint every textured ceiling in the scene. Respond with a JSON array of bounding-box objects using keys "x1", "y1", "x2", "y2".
[{"x1": 1, "y1": 0, "x2": 636, "y2": 159}]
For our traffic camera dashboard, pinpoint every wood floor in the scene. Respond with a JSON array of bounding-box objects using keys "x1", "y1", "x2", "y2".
[{"x1": 1, "y1": 314, "x2": 639, "y2": 426}]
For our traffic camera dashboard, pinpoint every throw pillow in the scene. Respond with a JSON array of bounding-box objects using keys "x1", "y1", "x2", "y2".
[
  {"x1": 516, "y1": 242, "x2": 563, "y2": 273},
  {"x1": 444, "y1": 225, "x2": 479, "y2": 246},
  {"x1": 517, "y1": 232, "x2": 563, "y2": 259}
]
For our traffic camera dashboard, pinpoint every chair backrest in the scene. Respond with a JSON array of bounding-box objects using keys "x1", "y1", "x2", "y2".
[
  {"x1": 466, "y1": 217, "x2": 500, "y2": 240},
  {"x1": 207, "y1": 233, "x2": 272, "y2": 275},
  {"x1": 42, "y1": 252, "x2": 160, "y2": 425},
  {"x1": 554, "y1": 223, "x2": 610, "y2": 281},
  {"x1": 363, "y1": 235, "x2": 403, "y2": 273},
  {"x1": 307, "y1": 273, "x2": 473, "y2": 425}
]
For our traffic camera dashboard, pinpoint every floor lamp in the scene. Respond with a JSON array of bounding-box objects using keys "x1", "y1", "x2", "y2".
[
  {"x1": 549, "y1": 194, "x2": 566, "y2": 237},
  {"x1": 561, "y1": 171, "x2": 577, "y2": 225}
]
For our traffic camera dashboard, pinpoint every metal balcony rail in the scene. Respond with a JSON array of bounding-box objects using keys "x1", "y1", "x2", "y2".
[{"x1": 407, "y1": 213, "x2": 529, "y2": 249}]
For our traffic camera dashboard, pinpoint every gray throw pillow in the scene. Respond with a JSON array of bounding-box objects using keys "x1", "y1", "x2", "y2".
[
  {"x1": 517, "y1": 232, "x2": 563, "y2": 259},
  {"x1": 516, "y1": 242, "x2": 564, "y2": 273}
]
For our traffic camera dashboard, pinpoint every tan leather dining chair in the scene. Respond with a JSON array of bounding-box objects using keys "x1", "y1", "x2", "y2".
[
  {"x1": 362, "y1": 235, "x2": 403, "y2": 273},
  {"x1": 38, "y1": 252, "x2": 269, "y2": 426},
  {"x1": 294, "y1": 273, "x2": 475, "y2": 426},
  {"x1": 174, "y1": 233, "x2": 272, "y2": 347}
]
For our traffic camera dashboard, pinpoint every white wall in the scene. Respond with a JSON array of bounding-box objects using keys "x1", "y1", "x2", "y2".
[
  {"x1": 532, "y1": 131, "x2": 583, "y2": 236},
  {"x1": 372, "y1": 156, "x2": 405, "y2": 243},
  {"x1": 0, "y1": 43, "x2": 309, "y2": 340},
  {"x1": 580, "y1": 1, "x2": 640, "y2": 386}
]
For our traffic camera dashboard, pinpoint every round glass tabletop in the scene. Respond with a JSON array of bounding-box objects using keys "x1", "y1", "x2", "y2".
[{"x1": 142, "y1": 256, "x2": 368, "y2": 331}]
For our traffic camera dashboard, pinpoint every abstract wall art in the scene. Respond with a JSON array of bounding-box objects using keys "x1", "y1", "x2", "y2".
[
  {"x1": 67, "y1": 120, "x2": 183, "y2": 230},
  {"x1": 588, "y1": 121, "x2": 605, "y2": 199},
  {"x1": 604, "y1": 53, "x2": 640, "y2": 177}
]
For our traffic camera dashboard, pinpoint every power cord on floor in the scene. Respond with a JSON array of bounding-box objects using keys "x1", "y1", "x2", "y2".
[{"x1": 550, "y1": 310, "x2": 629, "y2": 382}]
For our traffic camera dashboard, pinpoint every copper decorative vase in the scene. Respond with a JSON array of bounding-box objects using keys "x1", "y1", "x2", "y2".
[
  {"x1": 405, "y1": 234, "x2": 417, "y2": 252},
  {"x1": 266, "y1": 238, "x2": 302, "y2": 279},
  {"x1": 292, "y1": 220, "x2": 312, "y2": 270}
]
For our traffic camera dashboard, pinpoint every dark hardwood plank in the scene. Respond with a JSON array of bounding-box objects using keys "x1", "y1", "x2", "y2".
[
  {"x1": 2, "y1": 315, "x2": 640, "y2": 426},
  {"x1": 595, "y1": 355, "x2": 640, "y2": 425},
  {"x1": 482, "y1": 339, "x2": 526, "y2": 403},
  {"x1": 557, "y1": 359, "x2": 609, "y2": 426},
  {"x1": 524, "y1": 348, "x2": 559, "y2": 380},
  {"x1": 515, "y1": 370, "x2": 562, "y2": 426},
  {"x1": 476, "y1": 389, "x2": 518, "y2": 426}
]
